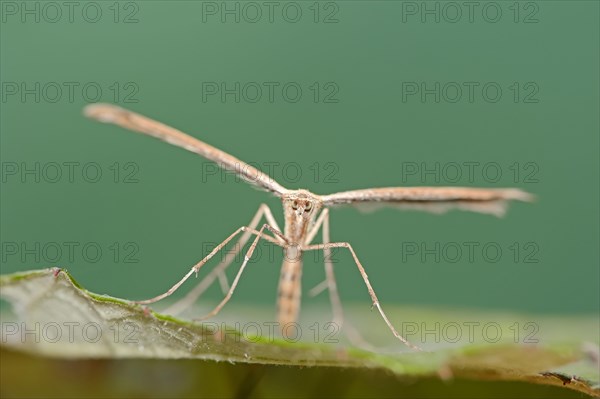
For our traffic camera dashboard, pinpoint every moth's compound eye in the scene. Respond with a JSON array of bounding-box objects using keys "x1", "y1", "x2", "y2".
[
  {"x1": 292, "y1": 201, "x2": 298, "y2": 210},
  {"x1": 305, "y1": 202, "x2": 312, "y2": 212}
]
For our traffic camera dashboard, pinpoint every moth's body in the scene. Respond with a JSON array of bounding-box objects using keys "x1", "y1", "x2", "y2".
[
  {"x1": 278, "y1": 190, "x2": 323, "y2": 325},
  {"x1": 84, "y1": 103, "x2": 533, "y2": 350}
]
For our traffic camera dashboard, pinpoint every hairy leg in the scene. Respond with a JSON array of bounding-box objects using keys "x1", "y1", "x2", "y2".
[
  {"x1": 164, "y1": 204, "x2": 282, "y2": 315},
  {"x1": 135, "y1": 225, "x2": 280, "y2": 306},
  {"x1": 195, "y1": 223, "x2": 287, "y2": 321},
  {"x1": 305, "y1": 210, "x2": 375, "y2": 349},
  {"x1": 303, "y1": 241, "x2": 421, "y2": 351}
]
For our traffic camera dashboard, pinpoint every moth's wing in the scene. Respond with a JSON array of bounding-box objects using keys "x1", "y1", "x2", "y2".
[
  {"x1": 84, "y1": 103, "x2": 288, "y2": 197},
  {"x1": 321, "y1": 187, "x2": 534, "y2": 216}
]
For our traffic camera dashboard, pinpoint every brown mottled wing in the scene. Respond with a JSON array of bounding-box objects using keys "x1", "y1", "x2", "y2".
[
  {"x1": 84, "y1": 103, "x2": 288, "y2": 196},
  {"x1": 321, "y1": 187, "x2": 534, "y2": 216}
]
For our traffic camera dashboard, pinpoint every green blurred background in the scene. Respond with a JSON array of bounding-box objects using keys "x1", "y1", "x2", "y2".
[{"x1": 1, "y1": 1, "x2": 598, "y2": 321}]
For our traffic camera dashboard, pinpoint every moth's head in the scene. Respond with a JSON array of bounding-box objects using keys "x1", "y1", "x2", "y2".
[{"x1": 282, "y1": 190, "x2": 323, "y2": 222}]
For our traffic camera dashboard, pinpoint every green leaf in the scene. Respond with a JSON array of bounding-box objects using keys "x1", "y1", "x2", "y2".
[{"x1": 1, "y1": 268, "x2": 598, "y2": 397}]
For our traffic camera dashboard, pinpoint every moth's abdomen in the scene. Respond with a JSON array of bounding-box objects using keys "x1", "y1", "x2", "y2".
[{"x1": 277, "y1": 247, "x2": 303, "y2": 328}]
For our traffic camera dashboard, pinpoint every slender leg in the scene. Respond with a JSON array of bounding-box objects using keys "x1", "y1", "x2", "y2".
[
  {"x1": 307, "y1": 280, "x2": 328, "y2": 297},
  {"x1": 306, "y1": 211, "x2": 329, "y2": 298},
  {"x1": 305, "y1": 209, "x2": 332, "y2": 299},
  {"x1": 164, "y1": 204, "x2": 282, "y2": 315},
  {"x1": 303, "y1": 210, "x2": 344, "y2": 325},
  {"x1": 215, "y1": 204, "x2": 283, "y2": 293},
  {"x1": 196, "y1": 223, "x2": 287, "y2": 321},
  {"x1": 305, "y1": 210, "x2": 375, "y2": 350},
  {"x1": 303, "y1": 208, "x2": 328, "y2": 246},
  {"x1": 303, "y1": 241, "x2": 422, "y2": 351},
  {"x1": 135, "y1": 226, "x2": 280, "y2": 305}
]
